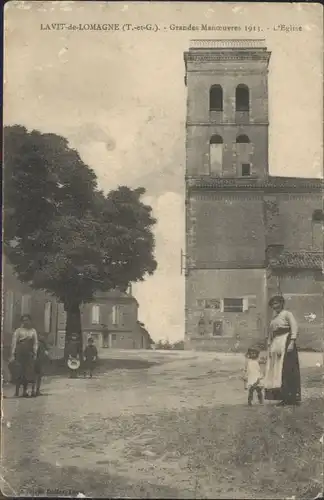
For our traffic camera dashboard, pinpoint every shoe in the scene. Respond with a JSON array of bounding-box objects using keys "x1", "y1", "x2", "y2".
[
  {"x1": 22, "y1": 392, "x2": 29, "y2": 398},
  {"x1": 35, "y1": 391, "x2": 41, "y2": 397},
  {"x1": 276, "y1": 401, "x2": 286, "y2": 406},
  {"x1": 31, "y1": 392, "x2": 37, "y2": 397}
]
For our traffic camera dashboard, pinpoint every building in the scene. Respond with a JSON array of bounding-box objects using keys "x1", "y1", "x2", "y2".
[
  {"x1": 184, "y1": 39, "x2": 323, "y2": 352},
  {"x1": 2, "y1": 257, "x2": 152, "y2": 354}
]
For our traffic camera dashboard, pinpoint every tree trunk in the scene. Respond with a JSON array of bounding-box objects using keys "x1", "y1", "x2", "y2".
[{"x1": 64, "y1": 301, "x2": 83, "y2": 360}]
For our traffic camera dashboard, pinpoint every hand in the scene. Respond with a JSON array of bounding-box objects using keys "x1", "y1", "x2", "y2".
[
  {"x1": 9, "y1": 356, "x2": 14, "y2": 363},
  {"x1": 287, "y1": 340, "x2": 295, "y2": 352}
]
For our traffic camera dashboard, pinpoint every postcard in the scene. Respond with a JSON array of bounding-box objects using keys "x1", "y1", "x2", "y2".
[{"x1": 2, "y1": 2, "x2": 323, "y2": 498}]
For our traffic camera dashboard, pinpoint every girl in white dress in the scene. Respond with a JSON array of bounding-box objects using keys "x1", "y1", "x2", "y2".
[{"x1": 244, "y1": 347, "x2": 264, "y2": 406}]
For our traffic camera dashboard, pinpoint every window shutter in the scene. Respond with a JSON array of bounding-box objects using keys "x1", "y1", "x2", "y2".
[
  {"x1": 112, "y1": 305, "x2": 119, "y2": 326},
  {"x1": 5, "y1": 291, "x2": 14, "y2": 333},
  {"x1": 57, "y1": 303, "x2": 67, "y2": 329},
  {"x1": 243, "y1": 298, "x2": 249, "y2": 312},
  {"x1": 44, "y1": 301, "x2": 52, "y2": 333},
  {"x1": 91, "y1": 305, "x2": 100, "y2": 325},
  {"x1": 21, "y1": 294, "x2": 32, "y2": 315}
]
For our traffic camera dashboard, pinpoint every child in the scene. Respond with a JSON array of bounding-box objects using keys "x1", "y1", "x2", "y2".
[
  {"x1": 83, "y1": 337, "x2": 98, "y2": 378},
  {"x1": 243, "y1": 347, "x2": 264, "y2": 406},
  {"x1": 66, "y1": 333, "x2": 81, "y2": 378},
  {"x1": 31, "y1": 333, "x2": 49, "y2": 397}
]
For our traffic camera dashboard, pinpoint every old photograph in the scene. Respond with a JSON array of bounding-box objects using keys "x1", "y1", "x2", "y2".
[{"x1": 2, "y1": 2, "x2": 324, "y2": 498}]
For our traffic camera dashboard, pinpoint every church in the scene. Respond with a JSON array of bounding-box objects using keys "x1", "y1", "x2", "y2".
[{"x1": 183, "y1": 39, "x2": 323, "y2": 352}]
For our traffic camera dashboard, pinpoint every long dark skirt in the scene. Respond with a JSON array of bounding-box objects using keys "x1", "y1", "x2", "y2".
[
  {"x1": 264, "y1": 335, "x2": 301, "y2": 404},
  {"x1": 14, "y1": 340, "x2": 36, "y2": 386}
]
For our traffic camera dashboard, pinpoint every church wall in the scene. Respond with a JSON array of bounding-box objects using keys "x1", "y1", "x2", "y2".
[
  {"x1": 186, "y1": 125, "x2": 268, "y2": 178},
  {"x1": 185, "y1": 269, "x2": 267, "y2": 352},
  {"x1": 267, "y1": 271, "x2": 323, "y2": 351},
  {"x1": 276, "y1": 193, "x2": 323, "y2": 251},
  {"x1": 188, "y1": 191, "x2": 266, "y2": 266}
]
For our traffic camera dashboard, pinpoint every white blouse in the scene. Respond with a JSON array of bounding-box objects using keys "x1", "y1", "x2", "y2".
[
  {"x1": 269, "y1": 309, "x2": 298, "y2": 340},
  {"x1": 11, "y1": 327, "x2": 38, "y2": 357}
]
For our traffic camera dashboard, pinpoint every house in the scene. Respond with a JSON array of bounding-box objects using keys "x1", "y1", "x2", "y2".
[
  {"x1": 184, "y1": 39, "x2": 323, "y2": 352},
  {"x1": 2, "y1": 256, "x2": 151, "y2": 354}
]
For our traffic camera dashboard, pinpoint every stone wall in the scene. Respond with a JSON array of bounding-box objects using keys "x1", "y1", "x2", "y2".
[{"x1": 185, "y1": 269, "x2": 267, "y2": 352}]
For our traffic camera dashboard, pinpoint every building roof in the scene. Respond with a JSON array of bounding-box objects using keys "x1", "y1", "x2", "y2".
[
  {"x1": 268, "y1": 251, "x2": 323, "y2": 270},
  {"x1": 94, "y1": 289, "x2": 138, "y2": 304},
  {"x1": 189, "y1": 39, "x2": 267, "y2": 50},
  {"x1": 187, "y1": 175, "x2": 323, "y2": 192}
]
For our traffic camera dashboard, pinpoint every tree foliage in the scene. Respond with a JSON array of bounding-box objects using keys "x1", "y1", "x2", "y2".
[{"x1": 4, "y1": 125, "x2": 157, "y2": 352}]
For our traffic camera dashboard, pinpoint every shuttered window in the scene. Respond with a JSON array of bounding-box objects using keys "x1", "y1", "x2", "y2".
[
  {"x1": 91, "y1": 305, "x2": 100, "y2": 325},
  {"x1": 44, "y1": 301, "x2": 52, "y2": 333},
  {"x1": 21, "y1": 294, "x2": 32, "y2": 315},
  {"x1": 112, "y1": 305, "x2": 120, "y2": 326},
  {"x1": 223, "y1": 298, "x2": 243, "y2": 313},
  {"x1": 5, "y1": 291, "x2": 14, "y2": 333}
]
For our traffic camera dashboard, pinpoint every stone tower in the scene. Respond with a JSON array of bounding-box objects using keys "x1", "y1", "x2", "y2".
[
  {"x1": 183, "y1": 39, "x2": 272, "y2": 351},
  {"x1": 183, "y1": 39, "x2": 323, "y2": 353}
]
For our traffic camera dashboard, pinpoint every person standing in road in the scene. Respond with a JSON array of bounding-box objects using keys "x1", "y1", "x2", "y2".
[
  {"x1": 31, "y1": 333, "x2": 50, "y2": 397},
  {"x1": 83, "y1": 337, "x2": 98, "y2": 378},
  {"x1": 264, "y1": 295, "x2": 301, "y2": 406},
  {"x1": 10, "y1": 315, "x2": 38, "y2": 397}
]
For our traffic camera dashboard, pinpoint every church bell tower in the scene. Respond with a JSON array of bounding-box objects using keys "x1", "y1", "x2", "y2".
[{"x1": 184, "y1": 40, "x2": 271, "y2": 351}]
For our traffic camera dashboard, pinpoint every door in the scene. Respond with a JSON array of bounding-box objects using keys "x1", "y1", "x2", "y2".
[{"x1": 213, "y1": 320, "x2": 223, "y2": 336}]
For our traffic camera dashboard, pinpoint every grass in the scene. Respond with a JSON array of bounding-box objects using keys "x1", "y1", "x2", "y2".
[
  {"x1": 3, "y1": 355, "x2": 323, "y2": 499},
  {"x1": 124, "y1": 397, "x2": 324, "y2": 499}
]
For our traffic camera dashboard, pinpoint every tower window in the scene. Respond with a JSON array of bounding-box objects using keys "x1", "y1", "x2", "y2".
[
  {"x1": 236, "y1": 134, "x2": 250, "y2": 144},
  {"x1": 312, "y1": 209, "x2": 324, "y2": 222},
  {"x1": 209, "y1": 85, "x2": 223, "y2": 111},
  {"x1": 209, "y1": 135, "x2": 223, "y2": 176},
  {"x1": 210, "y1": 135, "x2": 223, "y2": 145},
  {"x1": 242, "y1": 164, "x2": 251, "y2": 176},
  {"x1": 235, "y1": 84, "x2": 250, "y2": 112}
]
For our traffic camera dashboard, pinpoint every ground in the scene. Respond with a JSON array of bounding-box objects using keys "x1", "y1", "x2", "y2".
[{"x1": 1, "y1": 350, "x2": 324, "y2": 499}]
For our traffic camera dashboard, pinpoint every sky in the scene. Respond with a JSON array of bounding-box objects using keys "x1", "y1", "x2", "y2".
[{"x1": 4, "y1": 1, "x2": 323, "y2": 342}]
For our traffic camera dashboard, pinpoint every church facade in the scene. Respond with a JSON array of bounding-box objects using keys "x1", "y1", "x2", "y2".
[{"x1": 184, "y1": 39, "x2": 323, "y2": 352}]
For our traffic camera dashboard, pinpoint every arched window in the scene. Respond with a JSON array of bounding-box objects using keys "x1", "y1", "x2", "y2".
[
  {"x1": 236, "y1": 134, "x2": 250, "y2": 144},
  {"x1": 209, "y1": 135, "x2": 223, "y2": 176},
  {"x1": 210, "y1": 135, "x2": 223, "y2": 145},
  {"x1": 209, "y1": 85, "x2": 223, "y2": 112},
  {"x1": 235, "y1": 84, "x2": 250, "y2": 112}
]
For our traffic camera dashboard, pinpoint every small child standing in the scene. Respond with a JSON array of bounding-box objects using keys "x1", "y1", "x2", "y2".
[
  {"x1": 244, "y1": 347, "x2": 264, "y2": 406},
  {"x1": 83, "y1": 337, "x2": 98, "y2": 378},
  {"x1": 31, "y1": 333, "x2": 49, "y2": 397}
]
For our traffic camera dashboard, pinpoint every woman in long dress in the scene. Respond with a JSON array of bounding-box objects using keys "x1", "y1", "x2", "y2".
[
  {"x1": 10, "y1": 314, "x2": 38, "y2": 397},
  {"x1": 264, "y1": 295, "x2": 301, "y2": 406}
]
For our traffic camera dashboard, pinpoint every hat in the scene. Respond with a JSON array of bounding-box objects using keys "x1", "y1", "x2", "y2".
[{"x1": 268, "y1": 295, "x2": 285, "y2": 307}]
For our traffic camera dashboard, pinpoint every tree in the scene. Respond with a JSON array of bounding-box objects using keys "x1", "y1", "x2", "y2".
[{"x1": 4, "y1": 125, "x2": 157, "y2": 355}]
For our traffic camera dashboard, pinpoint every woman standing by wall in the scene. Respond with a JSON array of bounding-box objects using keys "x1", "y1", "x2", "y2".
[
  {"x1": 10, "y1": 314, "x2": 38, "y2": 397},
  {"x1": 264, "y1": 295, "x2": 301, "y2": 406}
]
